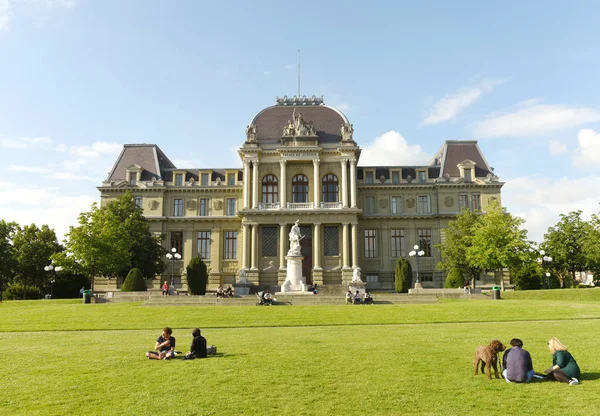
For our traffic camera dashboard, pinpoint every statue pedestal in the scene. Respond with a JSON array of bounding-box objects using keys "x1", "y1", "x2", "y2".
[
  {"x1": 233, "y1": 282, "x2": 251, "y2": 296},
  {"x1": 349, "y1": 281, "x2": 367, "y2": 295},
  {"x1": 280, "y1": 255, "x2": 308, "y2": 293}
]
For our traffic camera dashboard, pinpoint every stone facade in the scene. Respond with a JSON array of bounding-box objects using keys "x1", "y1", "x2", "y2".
[{"x1": 97, "y1": 96, "x2": 503, "y2": 292}]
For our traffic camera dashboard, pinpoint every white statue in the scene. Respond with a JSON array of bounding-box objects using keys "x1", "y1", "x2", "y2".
[
  {"x1": 238, "y1": 269, "x2": 248, "y2": 284},
  {"x1": 287, "y1": 219, "x2": 303, "y2": 256},
  {"x1": 352, "y1": 267, "x2": 362, "y2": 282}
]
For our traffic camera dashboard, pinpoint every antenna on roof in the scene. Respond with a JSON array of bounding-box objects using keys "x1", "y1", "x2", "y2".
[{"x1": 297, "y1": 49, "x2": 301, "y2": 96}]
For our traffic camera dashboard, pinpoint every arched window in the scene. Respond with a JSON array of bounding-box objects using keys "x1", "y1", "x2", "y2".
[
  {"x1": 292, "y1": 174, "x2": 309, "y2": 203},
  {"x1": 322, "y1": 174, "x2": 339, "y2": 203},
  {"x1": 261, "y1": 175, "x2": 278, "y2": 203}
]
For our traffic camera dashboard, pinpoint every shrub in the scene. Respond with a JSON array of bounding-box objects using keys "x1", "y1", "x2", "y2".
[
  {"x1": 4, "y1": 282, "x2": 42, "y2": 300},
  {"x1": 187, "y1": 257, "x2": 207, "y2": 295},
  {"x1": 511, "y1": 263, "x2": 542, "y2": 291},
  {"x1": 394, "y1": 258, "x2": 412, "y2": 293},
  {"x1": 444, "y1": 267, "x2": 464, "y2": 288},
  {"x1": 53, "y1": 273, "x2": 91, "y2": 299},
  {"x1": 121, "y1": 268, "x2": 147, "y2": 292}
]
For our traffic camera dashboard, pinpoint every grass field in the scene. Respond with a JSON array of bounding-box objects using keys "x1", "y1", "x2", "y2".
[{"x1": 2, "y1": 290, "x2": 600, "y2": 415}]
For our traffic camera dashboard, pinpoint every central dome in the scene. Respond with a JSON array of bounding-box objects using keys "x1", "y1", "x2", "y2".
[{"x1": 249, "y1": 96, "x2": 350, "y2": 145}]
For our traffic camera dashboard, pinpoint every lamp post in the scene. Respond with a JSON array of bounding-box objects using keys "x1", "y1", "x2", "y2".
[
  {"x1": 537, "y1": 250, "x2": 552, "y2": 289},
  {"x1": 165, "y1": 247, "x2": 181, "y2": 293},
  {"x1": 43, "y1": 264, "x2": 63, "y2": 299},
  {"x1": 409, "y1": 244, "x2": 425, "y2": 289}
]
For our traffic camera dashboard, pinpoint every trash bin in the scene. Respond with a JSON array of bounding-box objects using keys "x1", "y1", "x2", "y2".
[
  {"x1": 83, "y1": 290, "x2": 91, "y2": 304},
  {"x1": 492, "y1": 285, "x2": 501, "y2": 300}
]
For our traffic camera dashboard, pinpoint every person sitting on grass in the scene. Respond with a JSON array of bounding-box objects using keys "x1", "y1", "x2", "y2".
[
  {"x1": 364, "y1": 290, "x2": 373, "y2": 304},
  {"x1": 345, "y1": 290, "x2": 353, "y2": 305},
  {"x1": 545, "y1": 337, "x2": 581, "y2": 385},
  {"x1": 184, "y1": 328, "x2": 207, "y2": 360},
  {"x1": 353, "y1": 290, "x2": 362, "y2": 304},
  {"x1": 146, "y1": 327, "x2": 176, "y2": 360},
  {"x1": 502, "y1": 338, "x2": 534, "y2": 383}
]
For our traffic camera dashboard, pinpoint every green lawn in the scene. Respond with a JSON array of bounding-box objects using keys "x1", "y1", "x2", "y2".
[{"x1": 2, "y1": 293, "x2": 600, "y2": 415}]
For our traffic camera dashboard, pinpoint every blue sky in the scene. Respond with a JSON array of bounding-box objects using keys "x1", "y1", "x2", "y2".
[{"x1": 1, "y1": 0, "x2": 600, "y2": 243}]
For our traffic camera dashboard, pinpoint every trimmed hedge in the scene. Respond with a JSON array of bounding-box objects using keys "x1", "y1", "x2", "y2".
[
  {"x1": 186, "y1": 257, "x2": 207, "y2": 295},
  {"x1": 394, "y1": 258, "x2": 412, "y2": 293},
  {"x1": 121, "y1": 268, "x2": 147, "y2": 292},
  {"x1": 444, "y1": 267, "x2": 464, "y2": 288}
]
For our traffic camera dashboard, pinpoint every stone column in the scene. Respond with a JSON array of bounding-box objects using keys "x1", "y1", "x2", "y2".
[
  {"x1": 350, "y1": 158, "x2": 357, "y2": 208},
  {"x1": 252, "y1": 160, "x2": 259, "y2": 209},
  {"x1": 313, "y1": 159, "x2": 320, "y2": 208},
  {"x1": 351, "y1": 222, "x2": 358, "y2": 269},
  {"x1": 242, "y1": 224, "x2": 250, "y2": 269},
  {"x1": 278, "y1": 223, "x2": 287, "y2": 285},
  {"x1": 313, "y1": 223, "x2": 321, "y2": 269},
  {"x1": 342, "y1": 222, "x2": 350, "y2": 269},
  {"x1": 280, "y1": 160, "x2": 287, "y2": 208},
  {"x1": 340, "y1": 158, "x2": 348, "y2": 208},
  {"x1": 243, "y1": 160, "x2": 250, "y2": 209},
  {"x1": 251, "y1": 224, "x2": 258, "y2": 270}
]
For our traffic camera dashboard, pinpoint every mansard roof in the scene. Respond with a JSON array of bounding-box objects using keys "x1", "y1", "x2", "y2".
[
  {"x1": 249, "y1": 96, "x2": 349, "y2": 145},
  {"x1": 106, "y1": 144, "x2": 175, "y2": 182},
  {"x1": 431, "y1": 140, "x2": 493, "y2": 178}
]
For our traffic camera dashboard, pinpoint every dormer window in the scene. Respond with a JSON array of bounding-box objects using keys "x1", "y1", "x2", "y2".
[
  {"x1": 227, "y1": 173, "x2": 236, "y2": 186},
  {"x1": 129, "y1": 174, "x2": 137, "y2": 186},
  {"x1": 391, "y1": 171, "x2": 400, "y2": 184},
  {"x1": 457, "y1": 160, "x2": 476, "y2": 182},
  {"x1": 175, "y1": 174, "x2": 183, "y2": 186},
  {"x1": 464, "y1": 169, "x2": 472, "y2": 182},
  {"x1": 417, "y1": 170, "x2": 426, "y2": 183},
  {"x1": 365, "y1": 171, "x2": 374, "y2": 184},
  {"x1": 126, "y1": 164, "x2": 143, "y2": 187},
  {"x1": 201, "y1": 173, "x2": 209, "y2": 186}
]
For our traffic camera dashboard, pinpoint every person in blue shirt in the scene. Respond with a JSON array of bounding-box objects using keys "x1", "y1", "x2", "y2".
[{"x1": 502, "y1": 338, "x2": 534, "y2": 383}]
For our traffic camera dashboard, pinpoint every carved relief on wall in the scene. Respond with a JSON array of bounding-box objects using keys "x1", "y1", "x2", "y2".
[
  {"x1": 148, "y1": 201, "x2": 160, "y2": 211},
  {"x1": 488, "y1": 196, "x2": 498, "y2": 204},
  {"x1": 444, "y1": 196, "x2": 454, "y2": 207},
  {"x1": 406, "y1": 198, "x2": 415, "y2": 209},
  {"x1": 379, "y1": 198, "x2": 388, "y2": 209},
  {"x1": 213, "y1": 200, "x2": 223, "y2": 211},
  {"x1": 186, "y1": 200, "x2": 197, "y2": 211}
]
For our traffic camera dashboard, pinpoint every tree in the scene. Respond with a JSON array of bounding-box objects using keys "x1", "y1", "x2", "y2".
[
  {"x1": 542, "y1": 211, "x2": 590, "y2": 288},
  {"x1": 121, "y1": 268, "x2": 147, "y2": 292},
  {"x1": 394, "y1": 258, "x2": 412, "y2": 293},
  {"x1": 56, "y1": 192, "x2": 165, "y2": 291},
  {"x1": 466, "y1": 201, "x2": 530, "y2": 291},
  {"x1": 186, "y1": 257, "x2": 208, "y2": 295},
  {"x1": 510, "y1": 261, "x2": 543, "y2": 291},
  {"x1": 436, "y1": 209, "x2": 483, "y2": 286},
  {"x1": 0, "y1": 220, "x2": 17, "y2": 298},
  {"x1": 444, "y1": 267, "x2": 464, "y2": 288},
  {"x1": 12, "y1": 224, "x2": 62, "y2": 299},
  {"x1": 582, "y1": 212, "x2": 600, "y2": 285}
]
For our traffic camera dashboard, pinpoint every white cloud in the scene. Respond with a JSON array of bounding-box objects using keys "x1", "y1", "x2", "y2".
[
  {"x1": 0, "y1": 0, "x2": 11, "y2": 30},
  {"x1": 0, "y1": 136, "x2": 53, "y2": 149},
  {"x1": 573, "y1": 128, "x2": 600, "y2": 166},
  {"x1": 42, "y1": 0, "x2": 78, "y2": 7},
  {"x1": 422, "y1": 79, "x2": 506, "y2": 125},
  {"x1": 8, "y1": 165, "x2": 53, "y2": 173},
  {"x1": 474, "y1": 103, "x2": 600, "y2": 138},
  {"x1": 358, "y1": 131, "x2": 430, "y2": 166},
  {"x1": 503, "y1": 174, "x2": 600, "y2": 243},
  {"x1": 67, "y1": 141, "x2": 122, "y2": 158},
  {"x1": 549, "y1": 139, "x2": 567, "y2": 155}
]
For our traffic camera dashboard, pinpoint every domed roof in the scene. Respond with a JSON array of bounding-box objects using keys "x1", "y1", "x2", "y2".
[{"x1": 249, "y1": 96, "x2": 349, "y2": 145}]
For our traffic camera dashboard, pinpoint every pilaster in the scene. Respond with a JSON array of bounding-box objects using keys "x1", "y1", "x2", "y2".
[
  {"x1": 280, "y1": 160, "x2": 287, "y2": 207},
  {"x1": 350, "y1": 158, "x2": 357, "y2": 208},
  {"x1": 340, "y1": 158, "x2": 348, "y2": 208}
]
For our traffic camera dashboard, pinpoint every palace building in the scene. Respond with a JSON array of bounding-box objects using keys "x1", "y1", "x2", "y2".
[{"x1": 96, "y1": 96, "x2": 503, "y2": 292}]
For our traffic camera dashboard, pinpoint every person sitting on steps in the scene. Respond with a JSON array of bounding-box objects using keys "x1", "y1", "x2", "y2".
[
  {"x1": 345, "y1": 290, "x2": 353, "y2": 305},
  {"x1": 353, "y1": 290, "x2": 362, "y2": 304}
]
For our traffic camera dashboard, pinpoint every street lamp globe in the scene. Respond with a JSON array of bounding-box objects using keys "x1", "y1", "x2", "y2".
[
  {"x1": 166, "y1": 253, "x2": 173, "y2": 260},
  {"x1": 418, "y1": 250, "x2": 425, "y2": 257},
  {"x1": 171, "y1": 247, "x2": 177, "y2": 253},
  {"x1": 546, "y1": 272, "x2": 551, "y2": 277},
  {"x1": 44, "y1": 265, "x2": 53, "y2": 272},
  {"x1": 174, "y1": 253, "x2": 182, "y2": 260},
  {"x1": 409, "y1": 250, "x2": 416, "y2": 257},
  {"x1": 539, "y1": 249, "x2": 545, "y2": 256},
  {"x1": 413, "y1": 245, "x2": 419, "y2": 250}
]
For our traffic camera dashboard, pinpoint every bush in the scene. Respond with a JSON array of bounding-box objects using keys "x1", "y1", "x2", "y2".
[
  {"x1": 3, "y1": 282, "x2": 42, "y2": 300},
  {"x1": 394, "y1": 258, "x2": 412, "y2": 293},
  {"x1": 53, "y1": 273, "x2": 91, "y2": 299},
  {"x1": 187, "y1": 257, "x2": 207, "y2": 295},
  {"x1": 121, "y1": 268, "x2": 147, "y2": 292},
  {"x1": 444, "y1": 267, "x2": 464, "y2": 288},
  {"x1": 511, "y1": 263, "x2": 542, "y2": 291}
]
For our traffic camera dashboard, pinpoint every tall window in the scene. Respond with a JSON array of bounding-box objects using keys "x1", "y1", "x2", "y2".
[
  {"x1": 391, "y1": 196, "x2": 402, "y2": 214},
  {"x1": 201, "y1": 173, "x2": 209, "y2": 186},
  {"x1": 199, "y1": 198, "x2": 209, "y2": 216},
  {"x1": 324, "y1": 226, "x2": 339, "y2": 256},
  {"x1": 175, "y1": 174, "x2": 183, "y2": 186},
  {"x1": 261, "y1": 227, "x2": 277, "y2": 257},
  {"x1": 170, "y1": 231, "x2": 183, "y2": 256},
  {"x1": 227, "y1": 173, "x2": 236, "y2": 186},
  {"x1": 459, "y1": 194, "x2": 469, "y2": 211},
  {"x1": 364, "y1": 229, "x2": 378, "y2": 258},
  {"x1": 134, "y1": 197, "x2": 143, "y2": 208},
  {"x1": 391, "y1": 229, "x2": 405, "y2": 257},
  {"x1": 417, "y1": 228, "x2": 432, "y2": 257},
  {"x1": 365, "y1": 171, "x2": 374, "y2": 184},
  {"x1": 224, "y1": 231, "x2": 238, "y2": 259},
  {"x1": 417, "y1": 195, "x2": 430, "y2": 214},
  {"x1": 472, "y1": 193, "x2": 481, "y2": 211},
  {"x1": 392, "y1": 171, "x2": 400, "y2": 184},
  {"x1": 173, "y1": 199, "x2": 183, "y2": 216},
  {"x1": 261, "y1": 175, "x2": 278, "y2": 203},
  {"x1": 226, "y1": 198, "x2": 236, "y2": 216},
  {"x1": 322, "y1": 174, "x2": 339, "y2": 203},
  {"x1": 196, "y1": 231, "x2": 211, "y2": 260},
  {"x1": 417, "y1": 171, "x2": 426, "y2": 183},
  {"x1": 464, "y1": 169, "x2": 472, "y2": 182},
  {"x1": 292, "y1": 174, "x2": 309, "y2": 203},
  {"x1": 364, "y1": 196, "x2": 376, "y2": 214}
]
